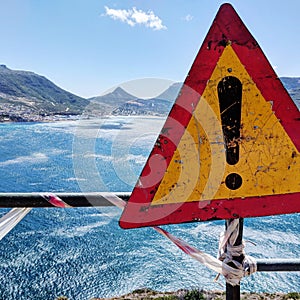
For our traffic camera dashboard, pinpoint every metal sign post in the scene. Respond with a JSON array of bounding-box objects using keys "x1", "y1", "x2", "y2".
[{"x1": 225, "y1": 218, "x2": 244, "y2": 300}]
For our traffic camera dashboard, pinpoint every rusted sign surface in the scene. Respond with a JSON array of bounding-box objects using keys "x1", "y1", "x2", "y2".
[{"x1": 119, "y1": 3, "x2": 300, "y2": 229}]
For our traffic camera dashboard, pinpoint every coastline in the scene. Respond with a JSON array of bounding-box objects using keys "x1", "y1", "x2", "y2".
[
  {"x1": 0, "y1": 113, "x2": 167, "y2": 123},
  {"x1": 0, "y1": 113, "x2": 84, "y2": 123},
  {"x1": 88, "y1": 288, "x2": 300, "y2": 300}
]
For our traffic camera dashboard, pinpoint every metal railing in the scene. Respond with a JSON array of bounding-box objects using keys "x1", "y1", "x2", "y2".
[
  {"x1": 0, "y1": 192, "x2": 299, "y2": 300},
  {"x1": 0, "y1": 192, "x2": 130, "y2": 207}
]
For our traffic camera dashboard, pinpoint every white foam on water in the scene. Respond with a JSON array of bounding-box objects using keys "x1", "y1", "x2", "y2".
[
  {"x1": 83, "y1": 153, "x2": 147, "y2": 165},
  {"x1": 0, "y1": 152, "x2": 48, "y2": 166},
  {"x1": 64, "y1": 177, "x2": 87, "y2": 182},
  {"x1": 51, "y1": 220, "x2": 110, "y2": 238}
]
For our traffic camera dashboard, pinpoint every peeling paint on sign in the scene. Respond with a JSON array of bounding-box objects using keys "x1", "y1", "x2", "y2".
[
  {"x1": 150, "y1": 45, "x2": 300, "y2": 205},
  {"x1": 119, "y1": 3, "x2": 300, "y2": 229}
]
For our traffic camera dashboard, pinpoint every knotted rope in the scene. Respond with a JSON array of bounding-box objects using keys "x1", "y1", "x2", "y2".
[{"x1": 218, "y1": 219, "x2": 257, "y2": 286}]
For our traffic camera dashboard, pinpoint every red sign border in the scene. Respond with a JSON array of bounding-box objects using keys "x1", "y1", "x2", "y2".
[{"x1": 119, "y1": 3, "x2": 300, "y2": 229}]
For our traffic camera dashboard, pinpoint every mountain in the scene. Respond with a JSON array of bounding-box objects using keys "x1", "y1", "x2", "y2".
[
  {"x1": 156, "y1": 82, "x2": 183, "y2": 102},
  {"x1": 152, "y1": 79, "x2": 300, "y2": 110},
  {"x1": 158, "y1": 80, "x2": 300, "y2": 108},
  {"x1": 90, "y1": 86, "x2": 173, "y2": 116},
  {"x1": 88, "y1": 87, "x2": 137, "y2": 116},
  {"x1": 280, "y1": 77, "x2": 300, "y2": 90},
  {"x1": 112, "y1": 98, "x2": 172, "y2": 116},
  {"x1": 90, "y1": 83, "x2": 182, "y2": 117},
  {"x1": 0, "y1": 65, "x2": 89, "y2": 121},
  {"x1": 0, "y1": 63, "x2": 299, "y2": 121},
  {"x1": 280, "y1": 77, "x2": 300, "y2": 108},
  {"x1": 92, "y1": 79, "x2": 300, "y2": 117},
  {"x1": 289, "y1": 89, "x2": 300, "y2": 106},
  {"x1": 91, "y1": 87, "x2": 136, "y2": 104}
]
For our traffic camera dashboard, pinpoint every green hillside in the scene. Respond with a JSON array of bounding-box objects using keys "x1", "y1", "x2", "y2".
[
  {"x1": 0, "y1": 65, "x2": 88, "y2": 121},
  {"x1": 0, "y1": 64, "x2": 299, "y2": 121}
]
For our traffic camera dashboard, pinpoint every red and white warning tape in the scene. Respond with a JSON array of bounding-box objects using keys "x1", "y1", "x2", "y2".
[
  {"x1": 0, "y1": 207, "x2": 32, "y2": 241},
  {"x1": 0, "y1": 193, "x2": 256, "y2": 285}
]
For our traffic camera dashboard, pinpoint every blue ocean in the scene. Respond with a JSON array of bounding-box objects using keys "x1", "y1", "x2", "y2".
[{"x1": 0, "y1": 117, "x2": 299, "y2": 299}]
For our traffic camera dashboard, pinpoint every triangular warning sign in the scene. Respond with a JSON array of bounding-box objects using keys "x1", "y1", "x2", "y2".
[{"x1": 120, "y1": 3, "x2": 300, "y2": 229}]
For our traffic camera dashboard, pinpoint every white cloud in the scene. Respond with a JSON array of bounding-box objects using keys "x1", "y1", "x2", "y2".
[
  {"x1": 104, "y1": 6, "x2": 130, "y2": 22},
  {"x1": 104, "y1": 6, "x2": 167, "y2": 31},
  {"x1": 183, "y1": 14, "x2": 193, "y2": 22}
]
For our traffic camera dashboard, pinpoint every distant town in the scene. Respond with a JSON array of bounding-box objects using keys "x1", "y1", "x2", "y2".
[{"x1": 0, "y1": 65, "x2": 299, "y2": 122}]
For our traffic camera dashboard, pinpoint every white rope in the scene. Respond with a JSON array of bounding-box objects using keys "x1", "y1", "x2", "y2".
[
  {"x1": 243, "y1": 255, "x2": 257, "y2": 277},
  {"x1": 218, "y1": 219, "x2": 257, "y2": 286},
  {"x1": 0, "y1": 208, "x2": 32, "y2": 240}
]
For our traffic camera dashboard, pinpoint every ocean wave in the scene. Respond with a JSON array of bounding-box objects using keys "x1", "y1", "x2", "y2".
[
  {"x1": 84, "y1": 153, "x2": 147, "y2": 165},
  {"x1": 0, "y1": 152, "x2": 48, "y2": 166},
  {"x1": 50, "y1": 220, "x2": 110, "y2": 238},
  {"x1": 64, "y1": 177, "x2": 87, "y2": 182},
  {"x1": 244, "y1": 227, "x2": 300, "y2": 245},
  {"x1": 0, "y1": 118, "x2": 299, "y2": 298},
  {"x1": 88, "y1": 210, "x2": 121, "y2": 219}
]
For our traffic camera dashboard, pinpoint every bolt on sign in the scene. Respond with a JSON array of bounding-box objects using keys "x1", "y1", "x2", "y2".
[{"x1": 119, "y1": 3, "x2": 300, "y2": 229}]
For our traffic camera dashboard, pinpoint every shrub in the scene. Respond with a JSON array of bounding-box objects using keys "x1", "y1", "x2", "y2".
[
  {"x1": 183, "y1": 290, "x2": 205, "y2": 300},
  {"x1": 156, "y1": 296, "x2": 179, "y2": 300},
  {"x1": 284, "y1": 292, "x2": 300, "y2": 300}
]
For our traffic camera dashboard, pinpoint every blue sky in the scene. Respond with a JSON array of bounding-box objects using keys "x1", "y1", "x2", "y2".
[{"x1": 1, "y1": 0, "x2": 300, "y2": 98}]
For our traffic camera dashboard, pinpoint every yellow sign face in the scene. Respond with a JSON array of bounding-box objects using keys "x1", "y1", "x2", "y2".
[
  {"x1": 120, "y1": 3, "x2": 300, "y2": 229},
  {"x1": 152, "y1": 45, "x2": 300, "y2": 205}
]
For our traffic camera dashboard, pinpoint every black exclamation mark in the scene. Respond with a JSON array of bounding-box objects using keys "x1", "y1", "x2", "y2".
[{"x1": 217, "y1": 76, "x2": 243, "y2": 190}]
